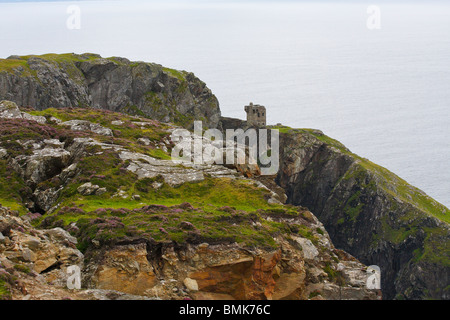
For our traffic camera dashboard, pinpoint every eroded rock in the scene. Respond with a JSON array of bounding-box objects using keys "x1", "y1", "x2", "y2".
[
  {"x1": 0, "y1": 100, "x2": 46, "y2": 124},
  {"x1": 61, "y1": 120, "x2": 113, "y2": 136}
]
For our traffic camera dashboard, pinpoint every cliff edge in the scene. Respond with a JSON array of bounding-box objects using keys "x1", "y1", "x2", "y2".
[
  {"x1": 0, "y1": 53, "x2": 220, "y2": 129},
  {"x1": 276, "y1": 127, "x2": 449, "y2": 299}
]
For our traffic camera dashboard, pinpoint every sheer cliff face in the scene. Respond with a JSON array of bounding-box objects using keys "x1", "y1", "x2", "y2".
[
  {"x1": 0, "y1": 53, "x2": 220, "y2": 129},
  {"x1": 276, "y1": 129, "x2": 450, "y2": 300}
]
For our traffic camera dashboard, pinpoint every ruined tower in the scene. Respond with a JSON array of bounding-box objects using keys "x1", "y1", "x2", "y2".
[{"x1": 244, "y1": 102, "x2": 266, "y2": 127}]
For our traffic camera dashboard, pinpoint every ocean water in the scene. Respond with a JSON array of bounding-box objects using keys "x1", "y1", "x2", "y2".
[{"x1": 1, "y1": 0, "x2": 449, "y2": 207}]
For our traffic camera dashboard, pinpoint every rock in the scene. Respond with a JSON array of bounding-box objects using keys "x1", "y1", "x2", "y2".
[
  {"x1": 0, "y1": 148, "x2": 7, "y2": 159},
  {"x1": 61, "y1": 120, "x2": 113, "y2": 136},
  {"x1": 119, "y1": 150, "x2": 205, "y2": 187},
  {"x1": 84, "y1": 243, "x2": 157, "y2": 296},
  {"x1": 0, "y1": 207, "x2": 84, "y2": 299},
  {"x1": 151, "y1": 182, "x2": 163, "y2": 190},
  {"x1": 0, "y1": 204, "x2": 379, "y2": 301},
  {"x1": 95, "y1": 188, "x2": 107, "y2": 196},
  {"x1": 77, "y1": 182, "x2": 100, "y2": 196},
  {"x1": 277, "y1": 129, "x2": 450, "y2": 300},
  {"x1": 25, "y1": 239, "x2": 41, "y2": 251},
  {"x1": 43, "y1": 139, "x2": 64, "y2": 149},
  {"x1": 137, "y1": 138, "x2": 151, "y2": 146},
  {"x1": 44, "y1": 227, "x2": 77, "y2": 245},
  {"x1": 13, "y1": 147, "x2": 71, "y2": 186},
  {"x1": 60, "y1": 163, "x2": 78, "y2": 182},
  {"x1": 0, "y1": 100, "x2": 46, "y2": 124},
  {"x1": 49, "y1": 116, "x2": 62, "y2": 124},
  {"x1": 294, "y1": 237, "x2": 319, "y2": 260},
  {"x1": 33, "y1": 187, "x2": 61, "y2": 212},
  {"x1": 111, "y1": 120, "x2": 124, "y2": 126},
  {"x1": 0, "y1": 54, "x2": 221, "y2": 129},
  {"x1": 82, "y1": 238, "x2": 375, "y2": 300},
  {"x1": 0, "y1": 218, "x2": 13, "y2": 236},
  {"x1": 91, "y1": 240, "x2": 100, "y2": 248},
  {"x1": 183, "y1": 278, "x2": 199, "y2": 292},
  {"x1": 0, "y1": 100, "x2": 26, "y2": 118},
  {"x1": 21, "y1": 112, "x2": 47, "y2": 124},
  {"x1": 112, "y1": 189, "x2": 128, "y2": 199},
  {"x1": 22, "y1": 248, "x2": 37, "y2": 262}
]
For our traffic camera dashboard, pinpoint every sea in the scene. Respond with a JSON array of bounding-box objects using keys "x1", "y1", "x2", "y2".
[{"x1": 0, "y1": 0, "x2": 449, "y2": 207}]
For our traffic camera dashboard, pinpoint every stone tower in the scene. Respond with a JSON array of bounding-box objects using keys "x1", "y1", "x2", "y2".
[{"x1": 244, "y1": 102, "x2": 266, "y2": 127}]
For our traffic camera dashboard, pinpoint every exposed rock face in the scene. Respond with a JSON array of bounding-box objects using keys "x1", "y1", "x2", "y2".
[
  {"x1": 0, "y1": 207, "x2": 156, "y2": 300},
  {"x1": 61, "y1": 120, "x2": 113, "y2": 136},
  {"x1": 84, "y1": 243, "x2": 158, "y2": 295},
  {"x1": 0, "y1": 207, "x2": 82, "y2": 296},
  {"x1": 219, "y1": 116, "x2": 248, "y2": 131},
  {"x1": 0, "y1": 205, "x2": 379, "y2": 300},
  {"x1": 0, "y1": 54, "x2": 221, "y2": 129},
  {"x1": 0, "y1": 100, "x2": 46, "y2": 124},
  {"x1": 276, "y1": 129, "x2": 450, "y2": 300},
  {"x1": 81, "y1": 213, "x2": 380, "y2": 300}
]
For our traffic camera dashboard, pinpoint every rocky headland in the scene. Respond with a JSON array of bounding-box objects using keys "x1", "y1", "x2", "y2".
[{"x1": 0, "y1": 53, "x2": 448, "y2": 300}]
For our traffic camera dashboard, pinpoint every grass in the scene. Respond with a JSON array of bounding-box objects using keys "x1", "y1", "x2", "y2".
[
  {"x1": 0, "y1": 160, "x2": 30, "y2": 215},
  {"x1": 28, "y1": 107, "x2": 172, "y2": 155},
  {"x1": 0, "y1": 280, "x2": 11, "y2": 300},
  {"x1": 0, "y1": 53, "x2": 100, "y2": 78},
  {"x1": 0, "y1": 273, "x2": 13, "y2": 300},
  {"x1": 162, "y1": 67, "x2": 187, "y2": 82},
  {"x1": 0, "y1": 59, "x2": 32, "y2": 75},
  {"x1": 14, "y1": 264, "x2": 31, "y2": 274},
  {"x1": 39, "y1": 200, "x2": 309, "y2": 252},
  {"x1": 20, "y1": 104, "x2": 300, "y2": 252},
  {"x1": 52, "y1": 174, "x2": 277, "y2": 215},
  {"x1": 270, "y1": 125, "x2": 295, "y2": 134},
  {"x1": 419, "y1": 227, "x2": 450, "y2": 265},
  {"x1": 17, "y1": 53, "x2": 101, "y2": 65},
  {"x1": 379, "y1": 215, "x2": 416, "y2": 245},
  {"x1": 0, "y1": 107, "x2": 174, "y2": 216},
  {"x1": 360, "y1": 160, "x2": 449, "y2": 223}
]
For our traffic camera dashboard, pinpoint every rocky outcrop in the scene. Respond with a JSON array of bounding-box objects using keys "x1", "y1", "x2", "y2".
[
  {"x1": 276, "y1": 128, "x2": 450, "y2": 300},
  {"x1": 6, "y1": 46, "x2": 446, "y2": 300},
  {"x1": 0, "y1": 204, "x2": 380, "y2": 300},
  {"x1": 0, "y1": 102, "x2": 383, "y2": 300},
  {"x1": 219, "y1": 116, "x2": 248, "y2": 131},
  {"x1": 0, "y1": 206, "x2": 82, "y2": 298},
  {"x1": 0, "y1": 100, "x2": 46, "y2": 124},
  {"x1": 60, "y1": 120, "x2": 113, "y2": 136},
  {"x1": 0, "y1": 54, "x2": 221, "y2": 129},
  {"x1": 0, "y1": 101, "x2": 238, "y2": 213},
  {"x1": 0, "y1": 206, "x2": 156, "y2": 300},
  {"x1": 81, "y1": 210, "x2": 380, "y2": 300}
]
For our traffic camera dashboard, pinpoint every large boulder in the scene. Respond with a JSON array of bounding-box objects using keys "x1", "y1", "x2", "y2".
[{"x1": 0, "y1": 100, "x2": 46, "y2": 124}]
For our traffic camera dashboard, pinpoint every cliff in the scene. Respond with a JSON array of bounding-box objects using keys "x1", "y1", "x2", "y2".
[
  {"x1": 0, "y1": 101, "x2": 378, "y2": 300},
  {"x1": 1, "y1": 53, "x2": 448, "y2": 301},
  {"x1": 275, "y1": 127, "x2": 449, "y2": 300},
  {"x1": 0, "y1": 53, "x2": 220, "y2": 129}
]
